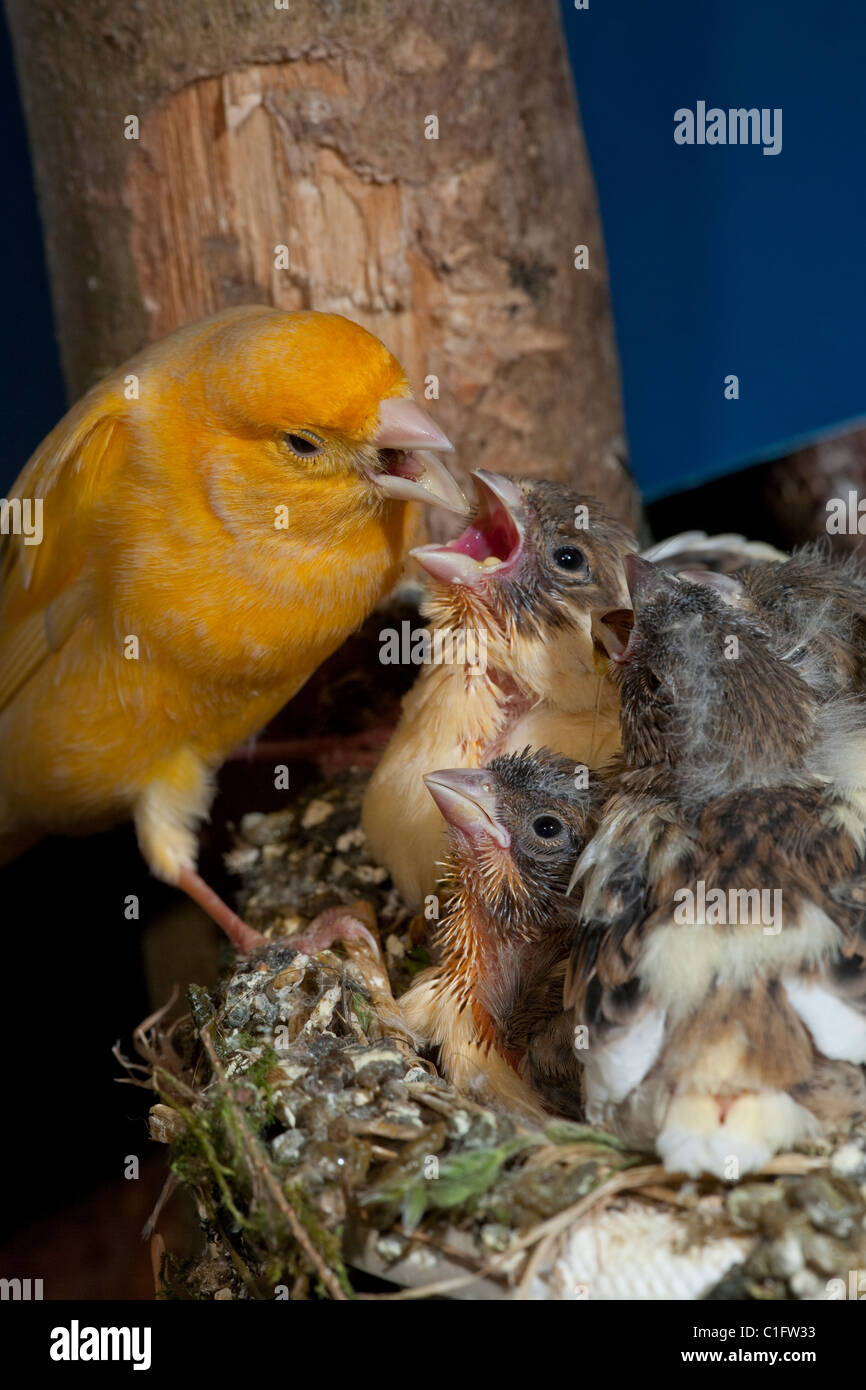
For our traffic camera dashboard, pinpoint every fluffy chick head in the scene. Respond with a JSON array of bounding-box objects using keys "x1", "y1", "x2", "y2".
[
  {"x1": 739, "y1": 542, "x2": 866, "y2": 699},
  {"x1": 613, "y1": 556, "x2": 819, "y2": 790},
  {"x1": 669, "y1": 542, "x2": 866, "y2": 700},
  {"x1": 425, "y1": 747, "x2": 595, "y2": 940},
  {"x1": 411, "y1": 471, "x2": 634, "y2": 682}
]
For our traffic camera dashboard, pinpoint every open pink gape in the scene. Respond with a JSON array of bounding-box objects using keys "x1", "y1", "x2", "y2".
[{"x1": 411, "y1": 469, "x2": 526, "y2": 588}]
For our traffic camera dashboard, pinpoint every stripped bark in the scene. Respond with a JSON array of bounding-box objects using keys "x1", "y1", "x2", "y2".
[{"x1": 7, "y1": 0, "x2": 637, "y2": 527}]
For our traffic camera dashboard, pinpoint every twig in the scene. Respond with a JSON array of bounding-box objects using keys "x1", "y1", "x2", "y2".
[
  {"x1": 142, "y1": 1172, "x2": 179, "y2": 1243},
  {"x1": 760, "y1": 1153, "x2": 825, "y2": 1175},
  {"x1": 134, "y1": 989, "x2": 180, "y2": 1059},
  {"x1": 150, "y1": 1234, "x2": 166, "y2": 1297},
  {"x1": 397, "y1": 1225, "x2": 507, "y2": 1276},
  {"x1": 514, "y1": 1228, "x2": 558, "y2": 1300}
]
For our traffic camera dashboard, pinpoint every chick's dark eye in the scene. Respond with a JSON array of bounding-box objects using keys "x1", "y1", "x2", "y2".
[
  {"x1": 533, "y1": 815, "x2": 563, "y2": 839},
  {"x1": 284, "y1": 432, "x2": 323, "y2": 458},
  {"x1": 553, "y1": 545, "x2": 588, "y2": 575}
]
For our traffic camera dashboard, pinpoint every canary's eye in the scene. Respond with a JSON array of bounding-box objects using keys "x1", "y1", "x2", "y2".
[
  {"x1": 553, "y1": 545, "x2": 589, "y2": 577},
  {"x1": 283, "y1": 432, "x2": 324, "y2": 459},
  {"x1": 533, "y1": 814, "x2": 563, "y2": 839}
]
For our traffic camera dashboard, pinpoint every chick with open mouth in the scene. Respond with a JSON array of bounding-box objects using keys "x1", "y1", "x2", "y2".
[{"x1": 362, "y1": 470, "x2": 634, "y2": 908}]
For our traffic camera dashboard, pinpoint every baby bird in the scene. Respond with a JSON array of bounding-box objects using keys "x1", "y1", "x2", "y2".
[
  {"x1": 566, "y1": 556, "x2": 866, "y2": 1178},
  {"x1": 0, "y1": 306, "x2": 464, "y2": 952},
  {"x1": 401, "y1": 749, "x2": 593, "y2": 1121},
  {"x1": 694, "y1": 541, "x2": 866, "y2": 701},
  {"x1": 362, "y1": 471, "x2": 633, "y2": 908}
]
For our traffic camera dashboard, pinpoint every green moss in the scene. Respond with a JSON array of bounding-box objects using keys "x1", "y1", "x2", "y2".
[
  {"x1": 362, "y1": 1137, "x2": 531, "y2": 1233},
  {"x1": 351, "y1": 992, "x2": 371, "y2": 1032}
]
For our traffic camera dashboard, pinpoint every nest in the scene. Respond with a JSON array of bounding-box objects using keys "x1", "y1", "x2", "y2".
[{"x1": 123, "y1": 769, "x2": 866, "y2": 1301}]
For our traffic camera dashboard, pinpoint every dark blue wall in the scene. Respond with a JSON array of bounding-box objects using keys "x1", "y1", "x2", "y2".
[
  {"x1": 1, "y1": 10, "x2": 65, "y2": 492},
  {"x1": 561, "y1": 0, "x2": 866, "y2": 499}
]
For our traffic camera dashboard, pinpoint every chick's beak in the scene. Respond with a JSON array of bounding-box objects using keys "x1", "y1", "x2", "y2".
[
  {"x1": 592, "y1": 607, "x2": 634, "y2": 662},
  {"x1": 625, "y1": 553, "x2": 675, "y2": 608},
  {"x1": 587, "y1": 543, "x2": 636, "y2": 663},
  {"x1": 410, "y1": 469, "x2": 528, "y2": 588},
  {"x1": 598, "y1": 554, "x2": 678, "y2": 666},
  {"x1": 423, "y1": 768, "x2": 511, "y2": 849},
  {"x1": 368, "y1": 398, "x2": 466, "y2": 514}
]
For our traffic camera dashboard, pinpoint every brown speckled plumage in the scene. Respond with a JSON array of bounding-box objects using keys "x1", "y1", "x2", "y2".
[
  {"x1": 740, "y1": 541, "x2": 866, "y2": 699},
  {"x1": 565, "y1": 559, "x2": 866, "y2": 1176}
]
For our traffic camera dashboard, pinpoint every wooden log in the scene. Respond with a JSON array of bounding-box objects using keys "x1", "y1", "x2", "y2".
[{"x1": 7, "y1": 0, "x2": 637, "y2": 528}]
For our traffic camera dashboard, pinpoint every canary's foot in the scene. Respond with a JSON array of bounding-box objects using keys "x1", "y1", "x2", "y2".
[
  {"x1": 289, "y1": 904, "x2": 380, "y2": 958},
  {"x1": 177, "y1": 865, "x2": 267, "y2": 954},
  {"x1": 231, "y1": 728, "x2": 392, "y2": 772}
]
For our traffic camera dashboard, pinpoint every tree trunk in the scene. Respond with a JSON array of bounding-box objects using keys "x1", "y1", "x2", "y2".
[{"x1": 7, "y1": 0, "x2": 637, "y2": 529}]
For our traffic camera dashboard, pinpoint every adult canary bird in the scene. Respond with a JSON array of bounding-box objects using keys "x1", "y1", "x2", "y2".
[{"x1": 0, "y1": 306, "x2": 464, "y2": 951}]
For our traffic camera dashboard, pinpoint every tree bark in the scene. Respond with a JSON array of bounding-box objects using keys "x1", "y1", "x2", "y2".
[{"x1": 6, "y1": 0, "x2": 637, "y2": 528}]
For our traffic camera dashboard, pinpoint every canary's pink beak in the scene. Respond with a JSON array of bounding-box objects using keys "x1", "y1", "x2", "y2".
[
  {"x1": 367, "y1": 398, "x2": 466, "y2": 514},
  {"x1": 423, "y1": 768, "x2": 511, "y2": 849},
  {"x1": 410, "y1": 469, "x2": 527, "y2": 589}
]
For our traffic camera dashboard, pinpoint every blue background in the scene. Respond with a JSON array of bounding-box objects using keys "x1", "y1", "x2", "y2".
[
  {"x1": 1, "y1": 12, "x2": 64, "y2": 492},
  {"x1": 3, "y1": 6, "x2": 865, "y2": 501},
  {"x1": 561, "y1": 0, "x2": 866, "y2": 499}
]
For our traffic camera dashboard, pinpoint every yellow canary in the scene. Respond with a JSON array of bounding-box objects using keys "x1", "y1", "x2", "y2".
[{"x1": 0, "y1": 306, "x2": 464, "y2": 950}]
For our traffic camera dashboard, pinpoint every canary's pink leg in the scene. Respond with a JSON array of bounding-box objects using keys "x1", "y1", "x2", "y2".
[
  {"x1": 290, "y1": 905, "x2": 380, "y2": 957},
  {"x1": 177, "y1": 865, "x2": 268, "y2": 954},
  {"x1": 230, "y1": 728, "x2": 392, "y2": 773}
]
